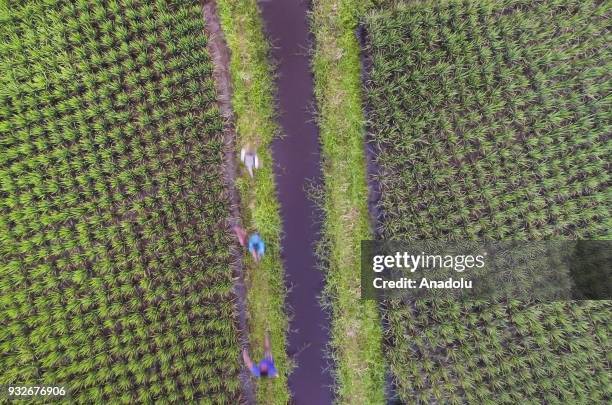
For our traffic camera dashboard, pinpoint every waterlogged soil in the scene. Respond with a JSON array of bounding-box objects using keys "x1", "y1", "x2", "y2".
[
  {"x1": 358, "y1": 26, "x2": 385, "y2": 240},
  {"x1": 259, "y1": 0, "x2": 333, "y2": 403}
]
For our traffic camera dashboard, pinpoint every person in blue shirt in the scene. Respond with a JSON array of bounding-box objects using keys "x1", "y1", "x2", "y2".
[
  {"x1": 248, "y1": 233, "x2": 265, "y2": 262},
  {"x1": 243, "y1": 333, "x2": 278, "y2": 378}
]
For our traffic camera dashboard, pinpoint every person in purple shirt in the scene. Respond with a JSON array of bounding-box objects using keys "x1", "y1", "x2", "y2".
[
  {"x1": 248, "y1": 233, "x2": 265, "y2": 262},
  {"x1": 242, "y1": 333, "x2": 278, "y2": 378}
]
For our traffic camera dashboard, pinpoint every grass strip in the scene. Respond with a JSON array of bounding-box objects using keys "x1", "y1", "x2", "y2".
[
  {"x1": 311, "y1": 1, "x2": 386, "y2": 403},
  {"x1": 214, "y1": 0, "x2": 290, "y2": 403}
]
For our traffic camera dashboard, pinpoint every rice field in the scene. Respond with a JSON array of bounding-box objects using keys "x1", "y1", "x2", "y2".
[
  {"x1": 0, "y1": 0, "x2": 242, "y2": 402},
  {"x1": 385, "y1": 299, "x2": 611, "y2": 403},
  {"x1": 364, "y1": 0, "x2": 611, "y2": 402},
  {"x1": 366, "y1": 0, "x2": 610, "y2": 240}
]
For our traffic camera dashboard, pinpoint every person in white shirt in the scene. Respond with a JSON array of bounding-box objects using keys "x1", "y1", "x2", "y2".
[{"x1": 240, "y1": 145, "x2": 261, "y2": 178}]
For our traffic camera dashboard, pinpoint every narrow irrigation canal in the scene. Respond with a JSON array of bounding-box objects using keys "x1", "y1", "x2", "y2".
[{"x1": 259, "y1": 0, "x2": 333, "y2": 403}]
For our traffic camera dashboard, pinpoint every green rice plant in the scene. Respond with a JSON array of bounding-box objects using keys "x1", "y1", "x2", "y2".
[
  {"x1": 366, "y1": 0, "x2": 611, "y2": 233},
  {"x1": 0, "y1": 0, "x2": 243, "y2": 402},
  {"x1": 364, "y1": 0, "x2": 611, "y2": 403}
]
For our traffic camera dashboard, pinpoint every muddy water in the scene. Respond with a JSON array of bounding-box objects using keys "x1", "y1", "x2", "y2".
[{"x1": 259, "y1": 0, "x2": 333, "y2": 403}]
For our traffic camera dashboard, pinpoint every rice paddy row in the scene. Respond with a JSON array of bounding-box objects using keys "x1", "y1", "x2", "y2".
[
  {"x1": 364, "y1": 0, "x2": 611, "y2": 403},
  {"x1": 0, "y1": 0, "x2": 242, "y2": 402}
]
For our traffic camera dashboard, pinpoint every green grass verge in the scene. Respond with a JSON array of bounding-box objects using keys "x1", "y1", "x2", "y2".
[
  {"x1": 364, "y1": 0, "x2": 611, "y2": 402},
  {"x1": 311, "y1": 1, "x2": 386, "y2": 403},
  {"x1": 215, "y1": 0, "x2": 290, "y2": 403},
  {"x1": 0, "y1": 0, "x2": 241, "y2": 402}
]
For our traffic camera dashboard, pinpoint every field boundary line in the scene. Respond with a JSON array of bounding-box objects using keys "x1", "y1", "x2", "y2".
[
  {"x1": 201, "y1": 1, "x2": 255, "y2": 403},
  {"x1": 357, "y1": 24, "x2": 385, "y2": 241},
  {"x1": 357, "y1": 22, "x2": 401, "y2": 402}
]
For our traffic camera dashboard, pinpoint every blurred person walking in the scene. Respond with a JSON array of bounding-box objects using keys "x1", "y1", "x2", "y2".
[
  {"x1": 243, "y1": 333, "x2": 278, "y2": 378},
  {"x1": 232, "y1": 225, "x2": 248, "y2": 247},
  {"x1": 248, "y1": 233, "x2": 265, "y2": 262},
  {"x1": 241, "y1": 145, "x2": 261, "y2": 177}
]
